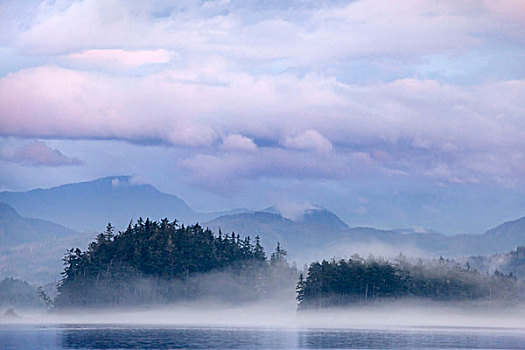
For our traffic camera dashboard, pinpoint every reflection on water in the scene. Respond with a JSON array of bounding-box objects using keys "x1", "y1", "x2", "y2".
[
  {"x1": 2, "y1": 325, "x2": 525, "y2": 349},
  {"x1": 61, "y1": 327, "x2": 299, "y2": 349}
]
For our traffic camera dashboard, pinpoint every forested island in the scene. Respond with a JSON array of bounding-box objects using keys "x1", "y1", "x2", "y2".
[
  {"x1": 54, "y1": 218, "x2": 297, "y2": 308},
  {"x1": 2, "y1": 217, "x2": 524, "y2": 312},
  {"x1": 296, "y1": 255, "x2": 524, "y2": 309}
]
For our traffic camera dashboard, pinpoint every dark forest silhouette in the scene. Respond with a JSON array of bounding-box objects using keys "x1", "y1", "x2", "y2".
[
  {"x1": 296, "y1": 254, "x2": 523, "y2": 309},
  {"x1": 55, "y1": 219, "x2": 296, "y2": 308}
]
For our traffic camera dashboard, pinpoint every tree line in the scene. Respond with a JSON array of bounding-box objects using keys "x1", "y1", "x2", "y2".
[
  {"x1": 296, "y1": 254, "x2": 524, "y2": 309},
  {"x1": 55, "y1": 218, "x2": 296, "y2": 308},
  {"x1": 6, "y1": 216, "x2": 525, "y2": 311}
]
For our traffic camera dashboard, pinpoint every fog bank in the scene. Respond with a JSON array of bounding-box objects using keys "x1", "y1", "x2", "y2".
[{"x1": 3, "y1": 301, "x2": 525, "y2": 331}]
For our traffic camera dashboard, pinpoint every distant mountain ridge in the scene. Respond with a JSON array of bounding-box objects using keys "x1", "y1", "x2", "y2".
[
  {"x1": 1, "y1": 176, "x2": 525, "y2": 283},
  {"x1": 0, "y1": 202, "x2": 78, "y2": 247},
  {"x1": 0, "y1": 202, "x2": 92, "y2": 282},
  {"x1": 259, "y1": 205, "x2": 348, "y2": 230},
  {"x1": 0, "y1": 176, "x2": 253, "y2": 233},
  {"x1": 2, "y1": 176, "x2": 524, "y2": 258},
  {"x1": 204, "y1": 207, "x2": 349, "y2": 252},
  {"x1": 0, "y1": 176, "x2": 197, "y2": 232},
  {"x1": 205, "y1": 209, "x2": 525, "y2": 260}
]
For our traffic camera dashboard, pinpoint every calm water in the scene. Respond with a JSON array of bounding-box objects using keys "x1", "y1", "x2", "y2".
[{"x1": 2, "y1": 325, "x2": 525, "y2": 349}]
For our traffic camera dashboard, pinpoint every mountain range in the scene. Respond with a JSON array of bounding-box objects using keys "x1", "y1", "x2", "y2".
[
  {"x1": 0, "y1": 203, "x2": 92, "y2": 282},
  {"x1": 206, "y1": 210, "x2": 525, "y2": 263},
  {"x1": 0, "y1": 176, "x2": 198, "y2": 232},
  {"x1": 0, "y1": 202, "x2": 78, "y2": 247},
  {"x1": 1, "y1": 176, "x2": 524, "y2": 282}
]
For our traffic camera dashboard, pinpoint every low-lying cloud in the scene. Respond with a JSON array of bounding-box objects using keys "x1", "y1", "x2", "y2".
[
  {"x1": 1, "y1": 65, "x2": 523, "y2": 188},
  {"x1": 0, "y1": 141, "x2": 81, "y2": 167}
]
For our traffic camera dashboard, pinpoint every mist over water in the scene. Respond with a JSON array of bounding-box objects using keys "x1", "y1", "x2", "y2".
[
  {"x1": 4, "y1": 247, "x2": 525, "y2": 349},
  {"x1": 3, "y1": 301, "x2": 525, "y2": 349},
  {"x1": 4, "y1": 300, "x2": 525, "y2": 329}
]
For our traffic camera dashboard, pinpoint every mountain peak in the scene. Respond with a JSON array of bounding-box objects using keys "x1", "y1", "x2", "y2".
[
  {"x1": 259, "y1": 204, "x2": 348, "y2": 228},
  {"x1": 95, "y1": 175, "x2": 149, "y2": 187},
  {"x1": 260, "y1": 206, "x2": 281, "y2": 215},
  {"x1": 0, "y1": 176, "x2": 195, "y2": 232},
  {"x1": 298, "y1": 207, "x2": 348, "y2": 229},
  {"x1": 50, "y1": 175, "x2": 152, "y2": 191}
]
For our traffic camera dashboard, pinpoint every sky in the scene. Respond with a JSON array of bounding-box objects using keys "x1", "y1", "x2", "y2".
[{"x1": 0, "y1": 0, "x2": 524, "y2": 234}]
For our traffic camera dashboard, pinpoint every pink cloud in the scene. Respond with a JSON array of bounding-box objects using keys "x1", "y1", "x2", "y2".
[
  {"x1": 282, "y1": 130, "x2": 333, "y2": 154},
  {"x1": 0, "y1": 141, "x2": 81, "y2": 166},
  {"x1": 221, "y1": 134, "x2": 257, "y2": 152},
  {"x1": 485, "y1": 0, "x2": 525, "y2": 25},
  {"x1": 0, "y1": 65, "x2": 524, "y2": 186},
  {"x1": 67, "y1": 49, "x2": 173, "y2": 69}
]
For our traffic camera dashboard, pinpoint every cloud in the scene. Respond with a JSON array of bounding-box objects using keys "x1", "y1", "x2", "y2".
[
  {"x1": 412, "y1": 226, "x2": 427, "y2": 234},
  {"x1": 0, "y1": 64, "x2": 524, "y2": 187},
  {"x1": 0, "y1": 0, "x2": 523, "y2": 189},
  {"x1": 0, "y1": 141, "x2": 81, "y2": 166},
  {"x1": 3, "y1": 0, "x2": 523, "y2": 62},
  {"x1": 111, "y1": 178, "x2": 122, "y2": 187},
  {"x1": 129, "y1": 175, "x2": 148, "y2": 186},
  {"x1": 179, "y1": 147, "x2": 379, "y2": 193},
  {"x1": 485, "y1": 0, "x2": 525, "y2": 26},
  {"x1": 274, "y1": 201, "x2": 320, "y2": 221},
  {"x1": 221, "y1": 134, "x2": 257, "y2": 152},
  {"x1": 67, "y1": 49, "x2": 173, "y2": 69},
  {"x1": 282, "y1": 130, "x2": 333, "y2": 154}
]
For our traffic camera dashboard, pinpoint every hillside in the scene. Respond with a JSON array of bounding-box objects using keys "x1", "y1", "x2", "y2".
[
  {"x1": 0, "y1": 203, "x2": 94, "y2": 282},
  {"x1": 206, "y1": 210, "x2": 525, "y2": 260},
  {"x1": 0, "y1": 176, "x2": 197, "y2": 232},
  {"x1": 204, "y1": 207, "x2": 348, "y2": 253},
  {"x1": 0, "y1": 232, "x2": 94, "y2": 283},
  {"x1": 5, "y1": 176, "x2": 522, "y2": 261},
  {"x1": 0, "y1": 202, "x2": 78, "y2": 247},
  {"x1": 482, "y1": 217, "x2": 525, "y2": 250},
  {"x1": 462, "y1": 246, "x2": 525, "y2": 279},
  {"x1": 1, "y1": 176, "x2": 524, "y2": 283}
]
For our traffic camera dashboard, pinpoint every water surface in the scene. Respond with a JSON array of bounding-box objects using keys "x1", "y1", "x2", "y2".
[{"x1": 2, "y1": 324, "x2": 525, "y2": 349}]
